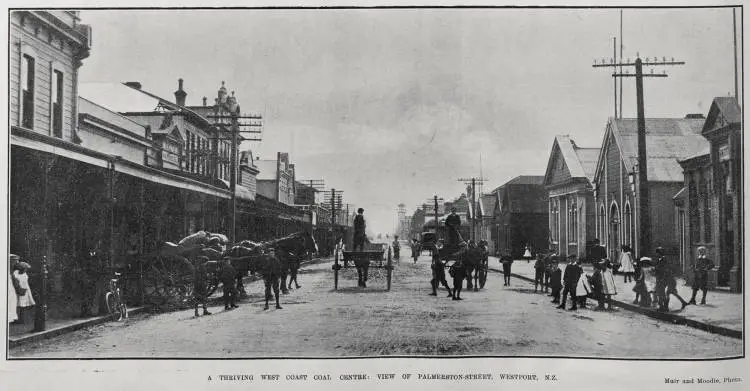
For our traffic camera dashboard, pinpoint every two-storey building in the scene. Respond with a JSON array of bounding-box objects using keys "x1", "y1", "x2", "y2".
[{"x1": 676, "y1": 97, "x2": 742, "y2": 291}]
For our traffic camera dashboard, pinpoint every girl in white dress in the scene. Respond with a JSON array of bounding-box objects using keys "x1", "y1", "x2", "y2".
[
  {"x1": 618, "y1": 245, "x2": 636, "y2": 283},
  {"x1": 13, "y1": 263, "x2": 35, "y2": 323}
]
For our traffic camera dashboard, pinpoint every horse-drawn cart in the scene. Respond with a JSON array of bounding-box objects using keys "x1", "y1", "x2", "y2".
[{"x1": 333, "y1": 242, "x2": 393, "y2": 290}]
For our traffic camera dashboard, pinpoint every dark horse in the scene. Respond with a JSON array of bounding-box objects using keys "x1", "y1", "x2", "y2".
[{"x1": 225, "y1": 231, "x2": 318, "y2": 310}]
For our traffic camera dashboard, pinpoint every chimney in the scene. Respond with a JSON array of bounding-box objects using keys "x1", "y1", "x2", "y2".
[
  {"x1": 202, "y1": 96, "x2": 207, "y2": 106},
  {"x1": 124, "y1": 81, "x2": 142, "y2": 89},
  {"x1": 174, "y1": 78, "x2": 187, "y2": 107}
]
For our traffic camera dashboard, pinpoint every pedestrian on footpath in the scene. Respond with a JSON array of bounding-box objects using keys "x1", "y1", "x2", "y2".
[
  {"x1": 8, "y1": 254, "x2": 19, "y2": 324},
  {"x1": 618, "y1": 245, "x2": 636, "y2": 283},
  {"x1": 591, "y1": 261, "x2": 604, "y2": 310},
  {"x1": 12, "y1": 260, "x2": 35, "y2": 324},
  {"x1": 600, "y1": 260, "x2": 617, "y2": 310},
  {"x1": 500, "y1": 251, "x2": 513, "y2": 286},
  {"x1": 558, "y1": 257, "x2": 582, "y2": 310},
  {"x1": 632, "y1": 258, "x2": 652, "y2": 307},
  {"x1": 220, "y1": 259, "x2": 238, "y2": 310},
  {"x1": 666, "y1": 261, "x2": 690, "y2": 311},
  {"x1": 653, "y1": 248, "x2": 669, "y2": 311},
  {"x1": 550, "y1": 260, "x2": 562, "y2": 304},
  {"x1": 533, "y1": 253, "x2": 546, "y2": 292},
  {"x1": 689, "y1": 246, "x2": 714, "y2": 305}
]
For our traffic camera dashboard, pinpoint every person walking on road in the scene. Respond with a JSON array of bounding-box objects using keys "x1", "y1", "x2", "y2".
[
  {"x1": 430, "y1": 254, "x2": 452, "y2": 297},
  {"x1": 558, "y1": 258, "x2": 582, "y2": 310},
  {"x1": 220, "y1": 259, "x2": 238, "y2": 310},
  {"x1": 500, "y1": 251, "x2": 513, "y2": 286},
  {"x1": 689, "y1": 246, "x2": 714, "y2": 305},
  {"x1": 353, "y1": 208, "x2": 366, "y2": 252},
  {"x1": 533, "y1": 253, "x2": 546, "y2": 292}
]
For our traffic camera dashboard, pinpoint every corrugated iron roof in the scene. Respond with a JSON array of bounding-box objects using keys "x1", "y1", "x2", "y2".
[
  {"x1": 611, "y1": 117, "x2": 709, "y2": 182},
  {"x1": 574, "y1": 148, "x2": 600, "y2": 181},
  {"x1": 504, "y1": 175, "x2": 545, "y2": 186}
]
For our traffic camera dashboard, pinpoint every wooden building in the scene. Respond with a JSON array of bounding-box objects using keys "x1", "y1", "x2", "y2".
[
  {"x1": 592, "y1": 116, "x2": 709, "y2": 264},
  {"x1": 493, "y1": 176, "x2": 548, "y2": 258},
  {"x1": 543, "y1": 136, "x2": 599, "y2": 259}
]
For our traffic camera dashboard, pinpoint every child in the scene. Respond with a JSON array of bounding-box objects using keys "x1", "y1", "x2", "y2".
[
  {"x1": 575, "y1": 257, "x2": 592, "y2": 309},
  {"x1": 591, "y1": 262, "x2": 604, "y2": 310},
  {"x1": 618, "y1": 245, "x2": 636, "y2": 283},
  {"x1": 533, "y1": 254, "x2": 546, "y2": 292},
  {"x1": 550, "y1": 261, "x2": 562, "y2": 304},
  {"x1": 12, "y1": 261, "x2": 35, "y2": 324},
  {"x1": 632, "y1": 259, "x2": 652, "y2": 307},
  {"x1": 601, "y1": 260, "x2": 617, "y2": 310}
]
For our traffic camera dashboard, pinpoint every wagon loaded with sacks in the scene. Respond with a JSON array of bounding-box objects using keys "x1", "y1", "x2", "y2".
[{"x1": 140, "y1": 231, "x2": 228, "y2": 310}]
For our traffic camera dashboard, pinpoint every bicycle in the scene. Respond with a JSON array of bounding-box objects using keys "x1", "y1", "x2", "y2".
[{"x1": 105, "y1": 272, "x2": 128, "y2": 322}]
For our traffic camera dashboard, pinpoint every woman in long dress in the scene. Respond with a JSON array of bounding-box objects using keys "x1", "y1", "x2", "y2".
[{"x1": 618, "y1": 245, "x2": 636, "y2": 283}]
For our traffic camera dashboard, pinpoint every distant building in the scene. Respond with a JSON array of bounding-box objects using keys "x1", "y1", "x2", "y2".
[
  {"x1": 543, "y1": 136, "x2": 599, "y2": 259},
  {"x1": 493, "y1": 176, "x2": 548, "y2": 258},
  {"x1": 257, "y1": 152, "x2": 297, "y2": 206},
  {"x1": 592, "y1": 116, "x2": 709, "y2": 264},
  {"x1": 676, "y1": 97, "x2": 742, "y2": 291}
]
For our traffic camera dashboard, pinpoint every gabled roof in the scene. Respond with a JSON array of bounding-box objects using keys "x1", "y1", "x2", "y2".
[
  {"x1": 543, "y1": 135, "x2": 599, "y2": 186},
  {"x1": 504, "y1": 175, "x2": 545, "y2": 186},
  {"x1": 593, "y1": 117, "x2": 708, "y2": 183},
  {"x1": 703, "y1": 96, "x2": 741, "y2": 134}
]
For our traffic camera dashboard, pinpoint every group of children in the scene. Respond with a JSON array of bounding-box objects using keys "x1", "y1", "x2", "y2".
[{"x1": 532, "y1": 251, "x2": 619, "y2": 311}]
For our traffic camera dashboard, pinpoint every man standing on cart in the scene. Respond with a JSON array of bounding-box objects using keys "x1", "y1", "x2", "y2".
[
  {"x1": 353, "y1": 208, "x2": 366, "y2": 251},
  {"x1": 445, "y1": 207, "x2": 461, "y2": 251}
]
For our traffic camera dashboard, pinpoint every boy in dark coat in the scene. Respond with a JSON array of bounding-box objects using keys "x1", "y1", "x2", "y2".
[
  {"x1": 557, "y1": 259, "x2": 582, "y2": 310},
  {"x1": 550, "y1": 260, "x2": 563, "y2": 304},
  {"x1": 193, "y1": 256, "x2": 212, "y2": 317},
  {"x1": 450, "y1": 259, "x2": 467, "y2": 300},
  {"x1": 430, "y1": 255, "x2": 452, "y2": 297},
  {"x1": 533, "y1": 253, "x2": 546, "y2": 292},
  {"x1": 220, "y1": 259, "x2": 238, "y2": 310}
]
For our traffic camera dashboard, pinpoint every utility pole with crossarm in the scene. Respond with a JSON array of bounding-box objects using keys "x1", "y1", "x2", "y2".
[{"x1": 592, "y1": 54, "x2": 684, "y2": 257}]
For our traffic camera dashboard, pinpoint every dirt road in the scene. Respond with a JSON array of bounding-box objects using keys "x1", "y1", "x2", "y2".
[{"x1": 11, "y1": 248, "x2": 741, "y2": 358}]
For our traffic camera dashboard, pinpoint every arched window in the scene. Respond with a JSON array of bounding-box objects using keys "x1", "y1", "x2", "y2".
[
  {"x1": 568, "y1": 199, "x2": 578, "y2": 244},
  {"x1": 624, "y1": 201, "x2": 632, "y2": 248},
  {"x1": 599, "y1": 204, "x2": 607, "y2": 243}
]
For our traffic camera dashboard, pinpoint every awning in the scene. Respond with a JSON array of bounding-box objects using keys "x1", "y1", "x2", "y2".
[{"x1": 12, "y1": 128, "x2": 231, "y2": 200}]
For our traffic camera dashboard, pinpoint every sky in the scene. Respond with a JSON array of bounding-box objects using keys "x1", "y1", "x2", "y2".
[{"x1": 77, "y1": 7, "x2": 742, "y2": 235}]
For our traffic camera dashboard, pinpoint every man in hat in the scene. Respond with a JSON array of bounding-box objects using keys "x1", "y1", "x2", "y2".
[
  {"x1": 445, "y1": 207, "x2": 461, "y2": 250},
  {"x1": 689, "y1": 246, "x2": 714, "y2": 305},
  {"x1": 590, "y1": 238, "x2": 606, "y2": 262},
  {"x1": 220, "y1": 258, "x2": 238, "y2": 310},
  {"x1": 353, "y1": 208, "x2": 366, "y2": 252},
  {"x1": 653, "y1": 247, "x2": 672, "y2": 311},
  {"x1": 558, "y1": 257, "x2": 582, "y2": 310}
]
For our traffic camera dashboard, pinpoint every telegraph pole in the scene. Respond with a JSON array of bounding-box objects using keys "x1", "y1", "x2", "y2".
[
  {"x1": 593, "y1": 54, "x2": 684, "y2": 257},
  {"x1": 458, "y1": 176, "x2": 487, "y2": 242}
]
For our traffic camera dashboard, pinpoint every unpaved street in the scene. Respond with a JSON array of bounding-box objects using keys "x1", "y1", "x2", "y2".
[{"x1": 11, "y1": 248, "x2": 741, "y2": 358}]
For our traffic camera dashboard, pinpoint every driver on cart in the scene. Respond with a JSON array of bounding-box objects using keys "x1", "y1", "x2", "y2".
[{"x1": 445, "y1": 207, "x2": 461, "y2": 252}]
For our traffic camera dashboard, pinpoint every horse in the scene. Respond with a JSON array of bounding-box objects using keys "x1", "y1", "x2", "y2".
[
  {"x1": 262, "y1": 231, "x2": 318, "y2": 292},
  {"x1": 466, "y1": 240, "x2": 489, "y2": 291}
]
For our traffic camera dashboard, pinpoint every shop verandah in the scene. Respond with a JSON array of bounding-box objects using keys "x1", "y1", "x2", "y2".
[{"x1": 9, "y1": 143, "x2": 231, "y2": 334}]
